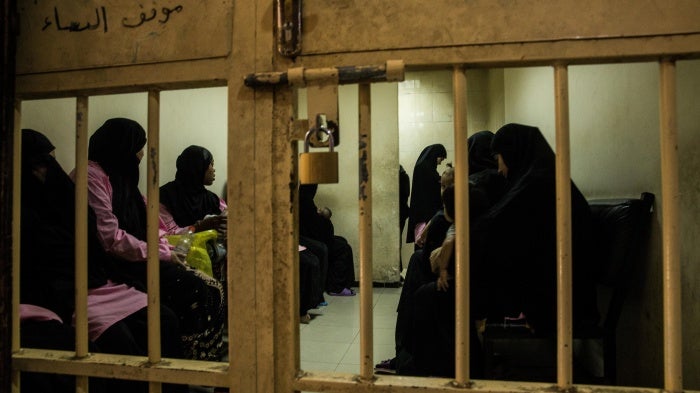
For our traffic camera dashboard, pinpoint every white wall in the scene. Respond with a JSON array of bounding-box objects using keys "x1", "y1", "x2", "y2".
[{"x1": 20, "y1": 87, "x2": 228, "y2": 197}]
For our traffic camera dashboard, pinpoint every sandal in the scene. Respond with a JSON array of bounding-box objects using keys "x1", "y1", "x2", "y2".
[{"x1": 328, "y1": 288, "x2": 356, "y2": 296}]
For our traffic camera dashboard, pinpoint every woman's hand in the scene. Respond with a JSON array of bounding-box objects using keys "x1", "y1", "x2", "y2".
[
  {"x1": 195, "y1": 214, "x2": 227, "y2": 232},
  {"x1": 437, "y1": 269, "x2": 450, "y2": 292},
  {"x1": 171, "y1": 250, "x2": 188, "y2": 266}
]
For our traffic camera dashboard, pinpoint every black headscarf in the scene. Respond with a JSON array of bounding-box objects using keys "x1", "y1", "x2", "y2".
[
  {"x1": 467, "y1": 130, "x2": 497, "y2": 175},
  {"x1": 471, "y1": 123, "x2": 597, "y2": 334},
  {"x1": 21, "y1": 129, "x2": 110, "y2": 322},
  {"x1": 160, "y1": 145, "x2": 221, "y2": 227},
  {"x1": 88, "y1": 118, "x2": 148, "y2": 240},
  {"x1": 406, "y1": 144, "x2": 447, "y2": 243}
]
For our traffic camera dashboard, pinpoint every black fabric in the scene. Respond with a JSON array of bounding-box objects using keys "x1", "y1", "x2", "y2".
[
  {"x1": 407, "y1": 281, "x2": 484, "y2": 378},
  {"x1": 20, "y1": 129, "x2": 111, "y2": 322},
  {"x1": 299, "y1": 184, "x2": 334, "y2": 246},
  {"x1": 468, "y1": 130, "x2": 497, "y2": 175},
  {"x1": 299, "y1": 250, "x2": 321, "y2": 315},
  {"x1": 299, "y1": 236, "x2": 328, "y2": 306},
  {"x1": 399, "y1": 165, "x2": 410, "y2": 227},
  {"x1": 406, "y1": 144, "x2": 447, "y2": 243},
  {"x1": 160, "y1": 145, "x2": 221, "y2": 227},
  {"x1": 298, "y1": 185, "x2": 355, "y2": 293},
  {"x1": 88, "y1": 118, "x2": 148, "y2": 240},
  {"x1": 471, "y1": 123, "x2": 598, "y2": 333}
]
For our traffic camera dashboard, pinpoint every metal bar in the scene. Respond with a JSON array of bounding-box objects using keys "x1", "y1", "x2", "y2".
[
  {"x1": 659, "y1": 59, "x2": 683, "y2": 393},
  {"x1": 146, "y1": 90, "x2": 163, "y2": 367},
  {"x1": 244, "y1": 60, "x2": 405, "y2": 88},
  {"x1": 74, "y1": 95, "x2": 90, "y2": 392},
  {"x1": 11, "y1": 100, "x2": 20, "y2": 353},
  {"x1": 11, "y1": 100, "x2": 21, "y2": 393},
  {"x1": 358, "y1": 83, "x2": 374, "y2": 380},
  {"x1": 553, "y1": 64, "x2": 573, "y2": 388},
  {"x1": 452, "y1": 65, "x2": 470, "y2": 385}
]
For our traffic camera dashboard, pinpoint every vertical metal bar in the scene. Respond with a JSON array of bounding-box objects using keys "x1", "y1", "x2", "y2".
[
  {"x1": 75, "y1": 96, "x2": 90, "y2": 392},
  {"x1": 452, "y1": 65, "x2": 470, "y2": 385},
  {"x1": 659, "y1": 59, "x2": 683, "y2": 393},
  {"x1": 11, "y1": 100, "x2": 21, "y2": 393},
  {"x1": 358, "y1": 83, "x2": 374, "y2": 379},
  {"x1": 11, "y1": 100, "x2": 20, "y2": 352},
  {"x1": 147, "y1": 90, "x2": 163, "y2": 393},
  {"x1": 146, "y1": 91, "x2": 163, "y2": 371},
  {"x1": 553, "y1": 64, "x2": 573, "y2": 388}
]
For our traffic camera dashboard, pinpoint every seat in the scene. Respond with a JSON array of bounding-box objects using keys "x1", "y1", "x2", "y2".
[{"x1": 482, "y1": 192, "x2": 655, "y2": 384}]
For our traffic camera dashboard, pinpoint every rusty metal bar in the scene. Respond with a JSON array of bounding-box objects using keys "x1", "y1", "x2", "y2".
[
  {"x1": 74, "y1": 97, "x2": 89, "y2": 357},
  {"x1": 659, "y1": 59, "x2": 683, "y2": 393},
  {"x1": 553, "y1": 64, "x2": 573, "y2": 388},
  {"x1": 244, "y1": 60, "x2": 405, "y2": 88},
  {"x1": 452, "y1": 65, "x2": 471, "y2": 386},
  {"x1": 75, "y1": 96, "x2": 90, "y2": 392},
  {"x1": 358, "y1": 83, "x2": 374, "y2": 380},
  {"x1": 146, "y1": 90, "x2": 163, "y2": 370}
]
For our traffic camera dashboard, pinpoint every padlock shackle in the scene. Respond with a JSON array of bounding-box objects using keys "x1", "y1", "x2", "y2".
[{"x1": 304, "y1": 127, "x2": 335, "y2": 152}]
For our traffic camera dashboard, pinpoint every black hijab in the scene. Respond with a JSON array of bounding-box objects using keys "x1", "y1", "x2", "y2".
[
  {"x1": 160, "y1": 145, "x2": 221, "y2": 227},
  {"x1": 406, "y1": 144, "x2": 447, "y2": 243},
  {"x1": 467, "y1": 130, "x2": 497, "y2": 175},
  {"x1": 471, "y1": 123, "x2": 597, "y2": 333},
  {"x1": 21, "y1": 129, "x2": 109, "y2": 322},
  {"x1": 88, "y1": 118, "x2": 148, "y2": 240}
]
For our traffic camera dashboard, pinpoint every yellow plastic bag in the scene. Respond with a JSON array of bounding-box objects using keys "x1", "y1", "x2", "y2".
[{"x1": 166, "y1": 229, "x2": 218, "y2": 277}]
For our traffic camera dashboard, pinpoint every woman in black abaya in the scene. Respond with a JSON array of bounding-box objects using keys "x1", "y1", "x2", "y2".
[
  {"x1": 471, "y1": 123, "x2": 598, "y2": 334},
  {"x1": 406, "y1": 144, "x2": 447, "y2": 247},
  {"x1": 299, "y1": 184, "x2": 355, "y2": 296},
  {"x1": 160, "y1": 145, "x2": 227, "y2": 229}
]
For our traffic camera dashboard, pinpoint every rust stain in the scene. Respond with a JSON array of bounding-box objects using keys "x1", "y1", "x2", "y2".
[{"x1": 149, "y1": 147, "x2": 158, "y2": 186}]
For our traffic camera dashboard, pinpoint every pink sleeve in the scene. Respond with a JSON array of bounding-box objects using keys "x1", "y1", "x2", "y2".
[
  {"x1": 86, "y1": 163, "x2": 172, "y2": 262},
  {"x1": 219, "y1": 198, "x2": 228, "y2": 213},
  {"x1": 159, "y1": 203, "x2": 191, "y2": 235}
]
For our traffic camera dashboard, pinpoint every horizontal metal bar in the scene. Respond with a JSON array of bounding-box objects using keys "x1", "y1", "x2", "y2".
[
  {"x1": 244, "y1": 60, "x2": 404, "y2": 87},
  {"x1": 13, "y1": 349, "x2": 229, "y2": 387}
]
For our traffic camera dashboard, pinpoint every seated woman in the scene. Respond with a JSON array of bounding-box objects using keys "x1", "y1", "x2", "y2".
[
  {"x1": 79, "y1": 118, "x2": 226, "y2": 361},
  {"x1": 471, "y1": 123, "x2": 598, "y2": 333},
  {"x1": 299, "y1": 184, "x2": 355, "y2": 297},
  {"x1": 20, "y1": 129, "x2": 185, "y2": 393},
  {"x1": 377, "y1": 131, "x2": 503, "y2": 375},
  {"x1": 160, "y1": 145, "x2": 228, "y2": 281},
  {"x1": 159, "y1": 145, "x2": 227, "y2": 235}
]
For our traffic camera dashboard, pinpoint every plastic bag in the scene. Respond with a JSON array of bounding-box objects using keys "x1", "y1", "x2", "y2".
[{"x1": 166, "y1": 229, "x2": 218, "y2": 277}]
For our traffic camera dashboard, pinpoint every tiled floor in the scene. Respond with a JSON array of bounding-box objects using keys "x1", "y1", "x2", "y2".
[
  {"x1": 189, "y1": 286, "x2": 401, "y2": 392},
  {"x1": 300, "y1": 286, "x2": 400, "y2": 374}
]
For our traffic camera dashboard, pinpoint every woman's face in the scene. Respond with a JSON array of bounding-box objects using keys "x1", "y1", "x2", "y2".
[
  {"x1": 203, "y1": 161, "x2": 216, "y2": 185},
  {"x1": 136, "y1": 148, "x2": 144, "y2": 162},
  {"x1": 496, "y1": 153, "x2": 508, "y2": 177},
  {"x1": 31, "y1": 150, "x2": 56, "y2": 183},
  {"x1": 437, "y1": 156, "x2": 445, "y2": 165}
]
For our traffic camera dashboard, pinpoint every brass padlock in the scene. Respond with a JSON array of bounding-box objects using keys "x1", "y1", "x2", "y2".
[{"x1": 299, "y1": 128, "x2": 338, "y2": 184}]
